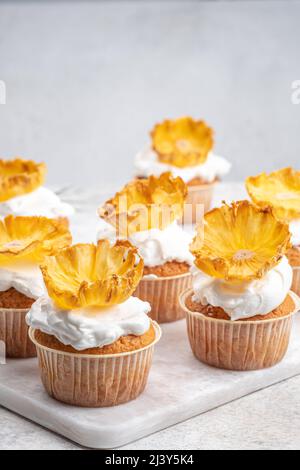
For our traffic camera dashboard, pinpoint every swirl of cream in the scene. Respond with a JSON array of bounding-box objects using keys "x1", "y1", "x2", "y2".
[
  {"x1": 26, "y1": 295, "x2": 151, "y2": 350},
  {"x1": 135, "y1": 146, "x2": 231, "y2": 183},
  {"x1": 192, "y1": 257, "x2": 293, "y2": 321},
  {"x1": 0, "y1": 264, "x2": 45, "y2": 299}
]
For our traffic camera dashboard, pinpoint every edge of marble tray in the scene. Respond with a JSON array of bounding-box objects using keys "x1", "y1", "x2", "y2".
[{"x1": 1, "y1": 316, "x2": 300, "y2": 449}]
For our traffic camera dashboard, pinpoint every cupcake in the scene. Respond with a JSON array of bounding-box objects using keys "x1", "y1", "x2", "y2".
[
  {"x1": 134, "y1": 117, "x2": 231, "y2": 223},
  {"x1": 26, "y1": 240, "x2": 161, "y2": 407},
  {"x1": 0, "y1": 158, "x2": 74, "y2": 218},
  {"x1": 180, "y1": 201, "x2": 299, "y2": 371},
  {"x1": 98, "y1": 172, "x2": 193, "y2": 323},
  {"x1": 0, "y1": 215, "x2": 71, "y2": 358},
  {"x1": 246, "y1": 168, "x2": 300, "y2": 296}
]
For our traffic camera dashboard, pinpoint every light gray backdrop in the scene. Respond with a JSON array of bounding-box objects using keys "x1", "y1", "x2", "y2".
[{"x1": 0, "y1": 0, "x2": 299, "y2": 188}]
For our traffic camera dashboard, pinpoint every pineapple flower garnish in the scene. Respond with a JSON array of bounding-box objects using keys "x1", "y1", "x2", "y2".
[
  {"x1": 40, "y1": 240, "x2": 144, "y2": 310},
  {"x1": 246, "y1": 167, "x2": 300, "y2": 222},
  {"x1": 0, "y1": 215, "x2": 72, "y2": 265},
  {"x1": 99, "y1": 172, "x2": 187, "y2": 236},
  {"x1": 151, "y1": 116, "x2": 214, "y2": 168},
  {"x1": 0, "y1": 158, "x2": 46, "y2": 202},
  {"x1": 190, "y1": 200, "x2": 291, "y2": 282}
]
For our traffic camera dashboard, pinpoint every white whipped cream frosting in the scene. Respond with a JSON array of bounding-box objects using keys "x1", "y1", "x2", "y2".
[
  {"x1": 192, "y1": 257, "x2": 293, "y2": 321},
  {"x1": 26, "y1": 295, "x2": 151, "y2": 350},
  {"x1": 0, "y1": 186, "x2": 74, "y2": 218},
  {"x1": 289, "y1": 219, "x2": 300, "y2": 246},
  {"x1": 97, "y1": 220, "x2": 193, "y2": 268},
  {"x1": 0, "y1": 263, "x2": 45, "y2": 300},
  {"x1": 135, "y1": 146, "x2": 231, "y2": 183}
]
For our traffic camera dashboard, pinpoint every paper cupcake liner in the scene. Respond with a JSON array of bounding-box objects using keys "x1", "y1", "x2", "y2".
[
  {"x1": 183, "y1": 182, "x2": 216, "y2": 225},
  {"x1": 292, "y1": 267, "x2": 300, "y2": 297},
  {"x1": 29, "y1": 321, "x2": 161, "y2": 408},
  {"x1": 134, "y1": 272, "x2": 192, "y2": 323},
  {"x1": 180, "y1": 289, "x2": 300, "y2": 371},
  {"x1": 0, "y1": 307, "x2": 36, "y2": 358}
]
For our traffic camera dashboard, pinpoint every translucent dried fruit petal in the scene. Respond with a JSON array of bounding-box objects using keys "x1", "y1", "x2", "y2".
[
  {"x1": 151, "y1": 117, "x2": 213, "y2": 168},
  {"x1": 40, "y1": 240, "x2": 144, "y2": 309},
  {"x1": 190, "y1": 200, "x2": 291, "y2": 281},
  {"x1": 0, "y1": 215, "x2": 72, "y2": 264},
  {"x1": 99, "y1": 172, "x2": 187, "y2": 235},
  {"x1": 246, "y1": 167, "x2": 300, "y2": 221},
  {"x1": 0, "y1": 159, "x2": 46, "y2": 202}
]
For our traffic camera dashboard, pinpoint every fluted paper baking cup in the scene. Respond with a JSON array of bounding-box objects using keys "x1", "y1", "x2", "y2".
[
  {"x1": 0, "y1": 308, "x2": 36, "y2": 358},
  {"x1": 292, "y1": 267, "x2": 300, "y2": 297},
  {"x1": 183, "y1": 182, "x2": 216, "y2": 224},
  {"x1": 29, "y1": 321, "x2": 161, "y2": 408},
  {"x1": 134, "y1": 272, "x2": 192, "y2": 323},
  {"x1": 180, "y1": 289, "x2": 300, "y2": 371}
]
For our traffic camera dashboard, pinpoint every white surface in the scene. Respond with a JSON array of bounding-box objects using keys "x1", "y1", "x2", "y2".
[
  {"x1": 0, "y1": 314, "x2": 300, "y2": 449},
  {"x1": 0, "y1": 1, "x2": 299, "y2": 186}
]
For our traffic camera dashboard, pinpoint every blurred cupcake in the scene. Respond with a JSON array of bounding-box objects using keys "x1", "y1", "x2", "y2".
[
  {"x1": 0, "y1": 158, "x2": 74, "y2": 218},
  {"x1": 0, "y1": 215, "x2": 71, "y2": 358},
  {"x1": 99, "y1": 172, "x2": 193, "y2": 323},
  {"x1": 180, "y1": 201, "x2": 299, "y2": 371},
  {"x1": 27, "y1": 240, "x2": 161, "y2": 407},
  {"x1": 246, "y1": 168, "x2": 300, "y2": 296},
  {"x1": 135, "y1": 117, "x2": 231, "y2": 223}
]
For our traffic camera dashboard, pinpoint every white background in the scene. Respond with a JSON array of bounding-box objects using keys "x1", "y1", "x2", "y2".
[{"x1": 0, "y1": 0, "x2": 299, "y2": 190}]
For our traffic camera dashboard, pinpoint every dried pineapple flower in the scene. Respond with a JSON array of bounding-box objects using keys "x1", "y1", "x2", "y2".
[
  {"x1": 0, "y1": 215, "x2": 72, "y2": 265},
  {"x1": 190, "y1": 200, "x2": 291, "y2": 281},
  {"x1": 40, "y1": 240, "x2": 144, "y2": 309},
  {"x1": 151, "y1": 117, "x2": 214, "y2": 168},
  {"x1": 99, "y1": 172, "x2": 187, "y2": 235},
  {"x1": 246, "y1": 167, "x2": 300, "y2": 222},
  {"x1": 0, "y1": 159, "x2": 46, "y2": 202}
]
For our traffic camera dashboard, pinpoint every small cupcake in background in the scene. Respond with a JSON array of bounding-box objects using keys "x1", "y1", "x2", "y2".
[
  {"x1": 27, "y1": 240, "x2": 161, "y2": 407},
  {"x1": 246, "y1": 168, "x2": 300, "y2": 296},
  {"x1": 180, "y1": 201, "x2": 299, "y2": 371},
  {"x1": 0, "y1": 158, "x2": 74, "y2": 218},
  {"x1": 99, "y1": 172, "x2": 193, "y2": 323},
  {"x1": 135, "y1": 117, "x2": 231, "y2": 223},
  {"x1": 0, "y1": 215, "x2": 71, "y2": 358}
]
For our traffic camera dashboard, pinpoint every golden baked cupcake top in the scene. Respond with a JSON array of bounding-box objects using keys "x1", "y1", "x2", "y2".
[
  {"x1": 190, "y1": 200, "x2": 291, "y2": 281},
  {"x1": 151, "y1": 117, "x2": 213, "y2": 168},
  {"x1": 99, "y1": 172, "x2": 187, "y2": 235},
  {"x1": 246, "y1": 167, "x2": 300, "y2": 222},
  {"x1": 40, "y1": 239, "x2": 144, "y2": 310},
  {"x1": 0, "y1": 215, "x2": 72, "y2": 265},
  {"x1": 0, "y1": 158, "x2": 46, "y2": 202}
]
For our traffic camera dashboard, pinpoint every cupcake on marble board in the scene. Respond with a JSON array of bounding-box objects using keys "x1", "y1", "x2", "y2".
[
  {"x1": 246, "y1": 168, "x2": 300, "y2": 297},
  {"x1": 98, "y1": 172, "x2": 193, "y2": 323},
  {"x1": 27, "y1": 240, "x2": 161, "y2": 407},
  {"x1": 180, "y1": 201, "x2": 300, "y2": 371},
  {"x1": 0, "y1": 158, "x2": 74, "y2": 219},
  {"x1": 0, "y1": 215, "x2": 71, "y2": 358},
  {"x1": 134, "y1": 117, "x2": 231, "y2": 223}
]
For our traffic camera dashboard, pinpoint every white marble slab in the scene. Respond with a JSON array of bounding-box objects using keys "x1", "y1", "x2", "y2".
[{"x1": 0, "y1": 314, "x2": 300, "y2": 449}]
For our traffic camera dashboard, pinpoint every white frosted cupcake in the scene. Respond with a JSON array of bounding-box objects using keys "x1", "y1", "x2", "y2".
[
  {"x1": 246, "y1": 168, "x2": 300, "y2": 297},
  {"x1": 180, "y1": 201, "x2": 300, "y2": 371},
  {"x1": 135, "y1": 117, "x2": 231, "y2": 223},
  {"x1": 27, "y1": 240, "x2": 161, "y2": 407},
  {"x1": 0, "y1": 158, "x2": 74, "y2": 218},
  {"x1": 98, "y1": 172, "x2": 193, "y2": 323},
  {"x1": 0, "y1": 215, "x2": 71, "y2": 357}
]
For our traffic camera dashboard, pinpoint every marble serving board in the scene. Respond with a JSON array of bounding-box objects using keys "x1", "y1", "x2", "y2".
[{"x1": 0, "y1": 315, "x2": 300, "y2": 449}]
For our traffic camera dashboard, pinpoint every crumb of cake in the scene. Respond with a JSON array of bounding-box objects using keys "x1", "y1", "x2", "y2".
[
  {"x1": 187, "y1": 177, "x2": 218, "y2": 187},
  {"x1": 143, "y1": 261, "x2": 190, "y2": 277},
  {"x1": 287, "y1": 246, "x2": 300, "y2": 267},
  {"x1": 185, "y1": 293, "x2": 295, "y2": 321},
  {"x1": 0, "y1": 287, "x2": 35, "y2": 309},
  {"x1": 34, "y1": 323, "x2": 156, "y2": 355}
]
